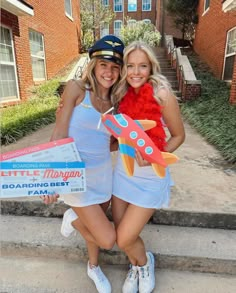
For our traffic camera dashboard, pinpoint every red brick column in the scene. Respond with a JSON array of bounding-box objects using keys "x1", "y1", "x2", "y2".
[{"x1": 182, "y1": 81, "x2": 201, "y2": 101}]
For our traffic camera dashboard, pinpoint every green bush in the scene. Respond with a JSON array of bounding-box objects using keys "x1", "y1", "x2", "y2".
[
  {"x1": 81, "y1": 30, "x2": 94, "y2": 52},
  {"x1": 120, "y1": 21, "x2": 161, "y2": 47},
  {"x1": 181, "y1": 53, "x2": 236, "y2": 163},
  {"x1": 1, "y1": 80, "x2": 60, "y2": 145},
  {"x1": 29, "y1": 79, "x2": 61, "y2": 99}
]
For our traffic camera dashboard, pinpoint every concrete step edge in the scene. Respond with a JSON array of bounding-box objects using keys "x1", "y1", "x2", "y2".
[
  {"x1": 1, "y1": 199, "x2": 236, "y2": 229},
  {"x1": 1, "y1": 215, "x2": 236, "y2": 275}
]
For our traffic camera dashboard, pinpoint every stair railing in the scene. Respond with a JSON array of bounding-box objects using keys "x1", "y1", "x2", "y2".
[
  {"x1": 178, "y1": 64, "x2": 185, "y2": 98},
  {"x1": 74, "y1": 56, "x2": 89, "y2": 79}
]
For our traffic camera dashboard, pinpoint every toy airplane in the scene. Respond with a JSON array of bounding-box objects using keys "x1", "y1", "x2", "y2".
[{"x1": 101, "y1": 113, "x2": 179, "y2": 178}]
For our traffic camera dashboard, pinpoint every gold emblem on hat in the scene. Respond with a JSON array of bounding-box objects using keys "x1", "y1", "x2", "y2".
[{"x1": 105, "y1": 41, "x2": 122, "y2": 47}]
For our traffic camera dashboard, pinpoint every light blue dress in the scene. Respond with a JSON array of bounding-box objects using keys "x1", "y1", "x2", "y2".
[
  {"x1": 61, "y1": 91, "x2": 112, "y2": 207},
  {"x1": 112, "y1": 152, "x2": 174, "y2": 209}
]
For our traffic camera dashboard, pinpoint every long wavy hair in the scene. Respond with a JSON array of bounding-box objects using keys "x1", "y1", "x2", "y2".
[
  {"x1": 112, "y1": 41, "x2": 172, "y2": 106},
  {"x1": 76, "y1": 58, "x2": 122, "y2": 101}
]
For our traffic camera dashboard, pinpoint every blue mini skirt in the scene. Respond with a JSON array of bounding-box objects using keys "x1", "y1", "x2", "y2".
[{"x1": 112, "y1": 153, "x2": 174, "y2": 209}]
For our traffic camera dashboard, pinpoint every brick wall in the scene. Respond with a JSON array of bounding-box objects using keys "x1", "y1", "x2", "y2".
[
  {"x1": 23, "y1": 0, "x2": 80, "y2": 79},
  {"x1": 193, "y1": 0, "x2": 236, "y2": 79},
  {"x1": 1, "y1": 0, "x2": 80, "y2": 104}
]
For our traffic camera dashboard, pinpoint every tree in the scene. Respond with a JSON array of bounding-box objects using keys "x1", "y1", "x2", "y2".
[
  {"x1": 166, "y1": 0, "x2": 199, "y2": 41},
  {"x1": 80, "y1": 0, "x2": 115, "y2": 51}
]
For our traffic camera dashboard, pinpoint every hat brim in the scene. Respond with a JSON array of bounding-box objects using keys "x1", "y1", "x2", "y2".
[{"x1": 97, "y1": 55, "x2": 123, "y2": 65}]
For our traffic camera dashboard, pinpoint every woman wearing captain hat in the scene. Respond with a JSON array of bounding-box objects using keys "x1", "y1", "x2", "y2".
[{"x1": 41, "y1": 35, "x2": 124, "y2": 293}]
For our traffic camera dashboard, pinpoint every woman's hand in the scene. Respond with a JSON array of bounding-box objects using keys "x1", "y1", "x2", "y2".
[
  {"x1": 135, "y1": 150, "x2": 151, "y2": 167},
  {"x1": 40, "y1": 194, "x2": 60, "y2": 205}
]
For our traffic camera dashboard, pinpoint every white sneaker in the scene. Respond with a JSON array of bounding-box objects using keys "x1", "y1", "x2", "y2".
[
  {"x1": 138, "y1": 252, "x2": 155, "y2": 293},
  {"x1": 122, "y1": 264, "x2": 138, "y2": 293},
  {"x1": 87, "y1": 262, "x2": 111, "y2": 293},
  {"x1": 60, "y1": 208, "x2": 77, "y2": 237}
]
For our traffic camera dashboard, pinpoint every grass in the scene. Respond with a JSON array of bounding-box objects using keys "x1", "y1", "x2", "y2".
[{"x1": 180, "y1": 50, "x2": 236, "y2": 163}]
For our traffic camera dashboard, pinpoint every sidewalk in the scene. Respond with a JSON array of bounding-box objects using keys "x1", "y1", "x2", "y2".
[
  {"x1": 1, "y1": 121, "x2": 236, "y2": 292},
  {"x1": 1, "y1": 121, "x2": 236, "y2": 216}
]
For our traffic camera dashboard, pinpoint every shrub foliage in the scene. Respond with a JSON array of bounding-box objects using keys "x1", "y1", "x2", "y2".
[
  {"x1": 1, "y1": 80, "x2": 60, "y2": 145},
  {"x1": 181, "y1": 52, "x2": 236, "y2": 163}
]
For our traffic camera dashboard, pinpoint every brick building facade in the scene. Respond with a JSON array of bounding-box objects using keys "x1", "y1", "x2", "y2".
[
  {"x1": 193, "y1": 0, "x2": 236, "y2": 104},
  {"x1": 0, "y1": 0, "x2": 81, "y2": 105},
  {"x1": 100, "y1": 1, "x2": 181, "y2": 44},
  {"x1": 100, "y1": 0, "x2": 157, "y2": 37}
]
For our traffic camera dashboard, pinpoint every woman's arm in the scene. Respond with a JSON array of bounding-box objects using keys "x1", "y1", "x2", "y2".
[
  {"x1": 42, "y1": 80, "x2": 84, "y2": 204},
  {"x1": 50, "y1": 80, "x2": 84, "y2": 141},
  {"x1": 161, "y1": 89, "x2": 185, "y2": 152}
]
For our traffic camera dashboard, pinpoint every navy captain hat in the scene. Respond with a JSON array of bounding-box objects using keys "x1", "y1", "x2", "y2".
[{"x1": 89, "y1": 35, "x2": 124, "y2": 65}]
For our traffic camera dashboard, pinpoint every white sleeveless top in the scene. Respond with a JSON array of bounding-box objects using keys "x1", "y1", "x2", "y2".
[{"x1": 61, "y1": 90, "x2": 112, "y2": 207}]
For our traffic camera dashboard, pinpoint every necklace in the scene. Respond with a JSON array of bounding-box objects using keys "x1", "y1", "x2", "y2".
[
  {"x1": 81, "y1": 102, "x2": 92, "y2": 109},
  {"x1": 96, "y1": 96, "x2": 110, "y2": 102}
]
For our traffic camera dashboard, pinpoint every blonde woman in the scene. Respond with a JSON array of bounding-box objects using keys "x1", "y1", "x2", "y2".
[
  {"x1": 112, "y1": 41, "x2": 185, "y2": 293},
  {"x1": 42, "y1": 35, "x2": 124, "y2": 293}
]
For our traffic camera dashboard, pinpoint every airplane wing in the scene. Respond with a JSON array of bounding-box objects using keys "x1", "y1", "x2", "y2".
[
  {"x1": 118, "y1": 137, "x2": 135, "y2": 176},
  {"x1": 134, "y1": 120, "x2": 156, "y2": 131}
]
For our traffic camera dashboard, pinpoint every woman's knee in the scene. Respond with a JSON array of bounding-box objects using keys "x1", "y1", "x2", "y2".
[
  {"x1": 99, "y1": 230, "x2": 116, "y2": 250},
  {"x1": 116, "y1": 233, "x2": 134, "y2": 251}
]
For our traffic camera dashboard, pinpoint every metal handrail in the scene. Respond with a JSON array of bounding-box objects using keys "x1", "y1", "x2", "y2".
[
  {"x1": 74, "y1": 56, "x2": 89, "y2": 79},
  {"x1": 178, "y1": 64, "x2": 184, "y2": 98}
]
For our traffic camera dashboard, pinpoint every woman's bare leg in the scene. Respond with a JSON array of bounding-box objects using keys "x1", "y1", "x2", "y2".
[
  {"x1": 112, "y1": 196, "x2": 154, "y2": 265},
  {"x1": 71, "y1": 200, "x2": 111, "y2": 245}
]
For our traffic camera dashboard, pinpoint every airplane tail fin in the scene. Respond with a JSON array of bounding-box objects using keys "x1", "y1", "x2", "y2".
[
  {"x1": 118, "y1": 137, "x2": 135, "y2": 176},
  {"x1": 121, "y1": 154, "x2": 134, "y2": 176},
  {"x1": 152, "y1": 152, "x2": 179, "y2": 178},
  {"x1": 152, "y1": 164, "x2": 166, "y2": 178},
  {"x1": 161, "y1": 152, "x2": 179, "y2": 165}
]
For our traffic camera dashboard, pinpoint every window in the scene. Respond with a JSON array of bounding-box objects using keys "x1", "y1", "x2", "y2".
[
  {"x1": 142, "y1": 0, "x2": 151, "y2": 11},
  {"x1": 223, "y1": 27, "x2": 236, "y2": 81},
  {"x1": 0, "y1": 26, "x2": 19, "y2": 102},
  {"x1": 143, "y1": 19, "x2": 151, "y2": 24},
  {"x1": 100, "y1": 22, "x2": 109, "y2": 38},
  {"x1": 102, "y1": 0, "x2": 109, "y2": 6},
  {"x1": 204, "y1": 0, "x2": 210, "y2": 12},
  {"x1": 114, "y1": 20, "x2": 122, "y2": 37},
  {"x1": 65, "y1": 0, "x2": 73, "y2": 19},
  {"x1": 29, "y1": 30, "x2": 46, "y2": 81},
  {"x1": 128, "y1": 0, "x2": 137, "y2": 12},
  {"x1": 114, "y1": 0, "x2": 122, "y2": 12},
  {"x1": 127, "y1": 19, "x2": 137, "y2": 28}
]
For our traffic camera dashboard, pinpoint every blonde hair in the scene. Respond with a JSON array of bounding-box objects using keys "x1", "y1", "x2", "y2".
[
  {"x1": 112, "y1": 41, "x2": 172, "y2": 106},
  {"x1": 76, "y1": 58, "x2": 122, "y2": 101}
]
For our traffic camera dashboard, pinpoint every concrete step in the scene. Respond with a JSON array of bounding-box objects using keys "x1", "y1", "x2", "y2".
[
  {"x1": 1, "y1": 256, "x2": 236, "y2": 293},
  {"x1": 162, "y1": 70, "x2": 176, "y2": 76},
  {"x1": 166, "y1": 75, "x2": 178, "y2": 81},
  {"x1": 1, "y1": 215, "x2": 236, "y2": 274},
  {"x1": 1, "y1": 198, "x2": 236, "y2": 229},
  {"x1": 158, "y1": 61, "x2": 171, "y2": 67}
]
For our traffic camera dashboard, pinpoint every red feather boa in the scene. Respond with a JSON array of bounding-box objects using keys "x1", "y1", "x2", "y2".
[{"x1": 118, "y1": 83, "x2": 166, "y2": 151}]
